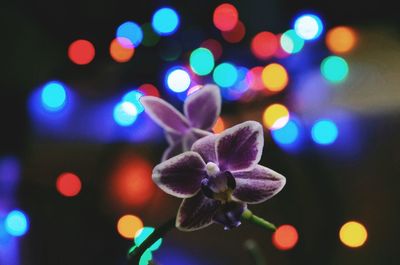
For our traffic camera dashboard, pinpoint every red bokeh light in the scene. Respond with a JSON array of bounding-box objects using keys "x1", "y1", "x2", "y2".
[
  {"x1": 221, "y1": 20, "x2": 246, "y2": 43},
  {"x1": 201, "y1": 39, "x2": 223, "y2": 61},
  {"x1": 56, "y1": 172, "x2": 82, "y2": 197},
  {"x1": 272, "y1": 224, "x2": 299, "y2": 250},
  {"x1": 246, "y1": 66, "x2": 265, "y2": 91},
  {"x1": 68, "y1": 39, "x2": 95, "y2": 65},
  {"x1": 213, "y1": 3, "x2": 239, "y2": 31},
  {"x1": 138, "y1": 83, "x2": 160, "y2": 97},
  {"x1": 251, "y1": 32, "x2": 279, "y2": 59}
]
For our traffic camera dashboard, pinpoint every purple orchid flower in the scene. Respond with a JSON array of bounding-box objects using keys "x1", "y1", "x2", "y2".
[
  {"x1": 140, "y1": 84, "x2": 221, "y2": 161},
  {"x1": 151, "y1": 121, "x2": 286, "y2": 231}
]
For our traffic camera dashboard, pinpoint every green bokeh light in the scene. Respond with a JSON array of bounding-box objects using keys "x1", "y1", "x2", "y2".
[
  {"x1": 142, "y1": 23, "x2": 160, "y2": 47},
  {"x1": 321, "y1": 56, "x2": 349, "y2": 83},
  {"x1": 134, "y1": 227, "x2": 163, "y2": 251},
  {"x1": 140, "y1": 249, "x2": 153, "y2": 265},
  {"x1": 213, "y1": 62, "x2": 238, "y2": 88},
  {"x1": 280, "y1": 29, "x2": 304, "y2": 54},
  {"x1": 189, "y1": 48, "x2": 215, "y2": 76}
]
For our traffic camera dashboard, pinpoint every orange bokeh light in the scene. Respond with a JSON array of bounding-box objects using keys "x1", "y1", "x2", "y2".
[
  {"x1": 56, "y1": 172, "x2": 82, "y2": 197},
  {"x1": 326, "y1": 26, "x2": 357, "y2": 54},
  {"x1": 261, "y1": 63, "x2": 289, "y2": 92},
  {"x1": 272, "y1": 224, "x2": 299, "y2": 250},
  {"x1": 213, "y1": 117, "x2": 225, "y2": 133},
  {"x1": 117, "y1": 214, "x2": 143, "y2": 239},
  {"x1": 110, "y1": 38, "x2": 135, "y2": 63}
]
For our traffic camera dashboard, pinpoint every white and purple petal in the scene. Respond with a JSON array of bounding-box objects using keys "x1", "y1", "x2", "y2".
[
  {"x1": 152, "y1": 152, "x2": 206, "y2": 198},
  {"x1": 191, "y1": 134, "x2": 218, "y2": 163},
  {"x1": 216, "y1": 121, "x2": 264, "y2": 171},
  {"x1": 232, "y1": 165, "x2": 286, "y2": 204},
  {"x1": 161, "y1": 140, "x2": 184, "y2": 162},
  {"x1": 182, "y1": 128, "x2": 212, "y2": 151},
  {"x1": 176, "y1": 192, "x2": 221, "y2": 231},
  {"x1": 184, "y1": 84, "x2": 221, "y2": 130}
]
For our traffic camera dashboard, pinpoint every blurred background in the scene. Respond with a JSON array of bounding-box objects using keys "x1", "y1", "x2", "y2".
[{"x1": 1, "y1": 0, "x2": 399, "y2": 264}]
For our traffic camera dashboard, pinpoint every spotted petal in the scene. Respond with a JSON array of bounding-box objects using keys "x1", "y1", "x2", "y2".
[
  {"x1": 184, "y1": 84, "x2": 221, "y2": 130},
  {"x1": 141, "y1": 96, "x2": 190, "y2": 134},
  {"x1": 232, "y1": 165, "x2": 286, "y2": 204},
  {"x1": 152, "y1": 152, "x2": 206, "y2": 198},
  {"x1": 216, "y1": 121, "x2": 264, "y2": 171},
  {"x1": 176, "y1": 192, "x2": 221, "y2": 231},
  {"x1": 191, "y1": 134, "x2": 218, "y2": 163}
]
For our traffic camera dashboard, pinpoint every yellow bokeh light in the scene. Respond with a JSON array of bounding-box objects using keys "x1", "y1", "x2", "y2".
[
  {"x1": 261, "y1": 63, "x2": 289, "y2": 92},
  {"x1": 117, "y1": 214, "x2": 143, "y2": 239},
  {"x1": 213, "y1": 117, "x2": 225, "y2": 133},
  {"x1": 339, "y1": 221, "x2": 368, "y2": 248},
  {"x1": 326, "y1": 26, "x2": 357, "y2": 54},
  {"x1": 262, "y1": 104, "x2": 289, "y2": 130}
]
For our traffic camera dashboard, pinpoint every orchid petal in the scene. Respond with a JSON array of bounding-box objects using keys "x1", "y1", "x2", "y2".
[
  {"x1": 191, "y1": 134, "x2": 218, "y2": 163},
  {"x1": 216, "y1": 121, "x2": 264, "y2": 171},
  {"x1": 161, "y1": 141, "x2": 184, "y2": 162},
  {"x1": 232, "y1": 165, "x2": 286, "y2": 204},
  {"x1": 152, "y1": 152, "x2": 206, "y2": 198},
  {"x1": 182, "y1": 128, "x2": 212, "y2": 151}
]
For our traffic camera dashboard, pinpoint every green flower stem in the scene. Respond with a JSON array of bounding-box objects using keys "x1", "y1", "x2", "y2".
[
  {"x1": 244, "y1": 239, "x2": 267, "y2": 265},
  {"x1": 127, "y1": 217, "x2": 176, "y2": 264},
  {"x1": 241, "y1": 209, "x2": 276, "y2": 231}
]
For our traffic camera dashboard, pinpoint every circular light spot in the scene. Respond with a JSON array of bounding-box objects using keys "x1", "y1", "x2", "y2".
[
  {"x1": 263, "y1": 104, "x2": 290, "y2": 130},
  {"x1": 339, "y1": 221, "x2": 368, "y2": 248},
  {"x1": 135, "y1": 227, "x2": 163, "y2": 251},
  {"x1": 41, "y1": 81, "x2": 67, "y2": 111},
  {"x1": 123, "y1": 90, "x2": 144, "y2": 114},
  {"x1": 294, "y1": 14, "x2": 324, "y2": 40},
  {"x1": 141, "y1": 23, "x2": 160, "y2": 47},
  {"x1": 262, "y1": 63, "x2": 289, "y2": 92},
  {"x1": 213, "y1": 3, "x2": 239, "y2": 31},
  {"x1": 68, "y1": 39, "x2": 95, "y2": 65},
  {"x1": 56, "y1": 172, "x2": 82, "y2": 197},
  {"x1": 272, "y1": 120, "x2": 299, "y2": 145},
  {"x1": 166, "y1": 68, "x2": 191, "y2": 93},
  {"x1": 110, "y1": 38, "x2": 135, "y2": 63},
  {"x1": 113, "y1": 101, "x2": 138, "y2": 126},
  {"x1": 138, "y1": 83, "x2": 160, "y2": 97},
  {"x1": 321, "y1": 55, "x2": 349, "y2": 83},
  {"x1": 251, "y1": 32, "x2": 278, "y2": 59},
  {"x1": 5, "y1": 210, "x2": 29, "y2": 237},
  {"x1": 311, "y1": 119, "x2": 338, "y2": 145},
  {"x1": 280, "y1": 30, "x2": 304, "y2": 54},
  {"x1": 190, "y1": 48, "x2": 215, "y2": 76},
  {"x1": 152, "y1": 7, "x2": 180, "y2": 36},
  {"x1": 117, "y1": 215, "x2": 143, "y2": 239},
  {"x1": 213, "y1": 117, "x2": 225, "y2": 133},
  {"x1": 273, "y1": 224, "x2": 299, "y2": 250},
  {"x1": 221, "y1": 20, "x2": 246, "y2": 43},
  {"x1": 201, "y1": 39, "x2": 223, "y2": 61},
  {"x1": 246, "y1": 66, "x2": 265, "y2": 91},
  {"x1": 116, "y1": 21, "x2": 143, "y2": 47},
  {"x1": 213, "y1": 63, "x2": 238, "y2": 88},
  {"x1": 158, "y1": 39, "x2": 182, "y2": 62},
  {"x1": 326, "y1": 26, "x2": 357, "y2": 54}
]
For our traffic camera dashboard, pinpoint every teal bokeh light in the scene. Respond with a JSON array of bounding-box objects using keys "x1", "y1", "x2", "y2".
[
  {"x1": 213, "y1": 63, "x2": 238, "y2": 88},
  {"x1": 280, "y1": 29, "x2": 304, "y2": 54},
  {"x1": 321, "y1": 56, "x2": 349, "y2": 83},
  {"x1": 189, "y1": 48, "x2": 215, "y2": 76}
]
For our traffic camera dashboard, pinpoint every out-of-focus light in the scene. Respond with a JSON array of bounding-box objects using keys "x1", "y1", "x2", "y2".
[
  {"x1": 152, "y1": 7, "x2": 180, "y2": 36},
  {"x1": 117, "y1": 215, "x2": 143, "y2": 239},
  {"x1": 213, "y1": 3, "x2": 239, "y2": 31},
  {"x1": 201, "y1": 39, "x2": 223, "y2": 61},
  {"x1": 110, "y1": 38, "x2": 135, "y2": 63},
  {"x1": 321, "y1": 55, "x2": 349, "y2": 83},
  {"x1": 113, "y1": 102, "x2": 138, "y2": 126},
  {"x1": 262, "y1": 63, "x2": 289, "y2": 92},
  {"x1": 213, "y1": 63, "x2": 238, "y2": 88},
  {"x1": 140, "y1": 250, "x2": 153, "y2": 265},
  {"x1": 5, "y1": 210, "x2": 29, "y2": 237},
  {"x1": 221, "y1": 20, "x2": 245, "y2": 43},
  {"x1": 189, "y1": 48, "x2": 215, "y2": 76},
  {"x1": 251, "y1": 32, "x2": 278, "y2": 59},
  {"x1": 272, "y1": 224, "x2": 299, "y2": 250},
  {"x1": 158, "y1": 39, "x2": 182, "y2": 62},
  {"x1": 263, "y1": 104, "x2": 290, "y2": 130},
  {"x1": 246, "y1": 66, "x2": 265, "y2": 91},
  {"x1": 339, "y1": 221, "x2": 367, "y2": 248},
  {"x1": 56, "y1": 172, "x2": 82, "y2": 197},
  {"x1": 294, "y1": 14, "x2": 324, "y2": 40},
  {"x1": 166, "y1": 68, "x2": 191, "y2": 93},
  {"x1": 141, "y1": 23, "x2": 160, "y2": 47},
  {"x1": 272, "y1": 120, "x2": 299, "y2": 145},
  {"x1": 116, "y1": 21, "x2": 143, "y2": 47},
  {"x1": 0, "y1": 157, "x2": 20, "y2": 192},
  {"x1": 213, "y1": 117, "x2": 225, "y2": 133},
  {"x1": 123, "y1": 90, "x2": 144, "y2": 114},
  {"x1": 326, "y1": 26, "x2": 357, "y2": 54},
  {"x1": 311, "y1": 119, "x2": 338, "y2": 145},
  {"x1": 41, "y1": 81, "x2": 67, "y2": 111},
  {"x1": 280, "y1": 30, "x2": 304, "y2": 54},
  {"x1": 135, "y1": 227, "x2": 163, "y2": 251},
  {"x1": 68, "y1": 39, "x2": 95, "y2": 65},
  {"x1": 138, "y1": 83, "x2": 160, "y2": 97}
]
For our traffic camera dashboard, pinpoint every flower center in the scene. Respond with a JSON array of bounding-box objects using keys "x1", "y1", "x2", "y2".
[
  {"x1": 201, "y1": 167, "x2": 236, "y2": 202},
  {"x1": 206, "y1": 162, "x2": 220, "y2": 176}
]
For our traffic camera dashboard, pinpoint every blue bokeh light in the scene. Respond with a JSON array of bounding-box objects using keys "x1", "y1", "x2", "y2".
[
  {"x1": 41, "y1": 81, "x2": 67, "y2": 111},
  {"x1": 311, "y1": 119, "x2": 338, "y2": 145},
  {"x1": 294, "y1": 14, "x2": 324, "y2": 40},
  {"x1": 135, "y1": 227, "x2": 163, "y2": 251},
  {"x1": 113, "y1": 102, "x2": 138, "y2": 126},
  {"x1": 116, "y1": 21, "x2": 143, "y2": 47},
  {"x1": 272, "y1": 120, "x2": 299, "y2": 145},
  {"x1": 5, "y1": 210, "x2": 29, "y2": 237},
  {"x1": 166, "y1": 67, "x2": 191, "y2": 93},
  {"x1": 122, "y1": 90, "x2": 144, "y2": 114},
  {"x1": 152, "y1": 7, "x2": 180, "y2": 36}
]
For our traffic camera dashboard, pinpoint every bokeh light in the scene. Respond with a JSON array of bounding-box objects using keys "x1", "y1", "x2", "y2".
[
  {"x1": 68, "y1": 39, "x2": 95, "y2": 65},
  {"x1": 138, "y1": 83, "x2": 160, "y2": 97},
  {"x1": 251, "y1": 32, "x2": 278, "y2": 59},
  {"x1": 294, "y1": 14, "x2": 324, "y2": 40},
  {"x1": 246, "y1": 66, "x2": 265, "y2": 91},
  {"x1": 116, "y1": 21, "x2": 143, "y2": 47},
  {"x1": 321, "y1": 55, "x2": 349, "y2": 83},
  {"x1": 272, "y1": 224, "x2": 299, "y2": 250},
  {"x1": 152, "y1": 7, "x2": 180, "y2": 36},
  {"x1": 158, "y1": 39, "x2": 182, "y2": 62},
  {"x1": 110, "y1": 38, "x2": 135, "y2": 63},
  {"x1": 189, "y1": 47, "x2": 215, "y2": 76},
  {"x1": 213, "y1": 63, "x2": 238, "y2": 88},
  {"x1": 122, "y1": 90, "x2": 144, "y2": 114},
  {"x1": 135, "y1": 227, "x2": 163, "y2": 251},
  {"x1": 263, "y1": 104, "x2": 290, "y2": 130},
  {"x1": 56, "y1": 172, "x2": 82, "y2": 197},
  {"x1": 5, "y1": 210, "x2": 29, "y2": 237},
  {"x1": 213, "y1": 117, "x2": 225, "y2": 133},
  {"x1": 201, "y1": 39, "x2": 223, "y2": 61},
  {"x1": 113, "y1": 102, "x2": 138, "y2": 126},
  {"x1": 280, "y1": 29, "x2": 304, "y2": 54},
  {"x1": 326, "y1": 26, "x2": 357, "y2": 54},
  {"x1": 141, "y1": 23, "x2": 160, "y2": 47},
  {"x1": 117, "y1": 215, "x2": 143, "y2": 239},
  {"x1": 166, "y1": 68, "x2": 191, "y2": 93},
  {"x1": 213, "y1": 3, "x2": 239, "y2": 31},
  {"x1": 311, "y1": 119, "x2": 339, "y2": 145},
  {"x1": 221, "y1": 20, "x2": 245, "y2": 43},
  {"x1": 339, "y1": 221, "x2": 368, "y2": 248},
  {"x1": 272, "y1": 120, "x2": 299, "y2": 145},
  {"x1": 262, "y1": 63, "x2": 289, "y2": 92},
  {"x1": 41, "y1": 81, "x2": 67, "y2": 111}
]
